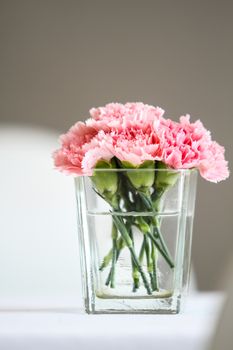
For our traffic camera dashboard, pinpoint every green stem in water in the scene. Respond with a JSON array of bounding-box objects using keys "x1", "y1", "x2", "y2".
[
  {"x1": 153, "y1": 225, "x2": 174, "y2": 268},
  {"x1": 147, "y1": 231, "x2": 174, "y2": 269},
  {"x1": 151, "y1": 240, "x2": 159, "y2": 291},
  {"x1": 136, "y1": 188, "x2": 175, "y2": 270},
  {"x1": 128, "y1": 223, "x2": 140, "y2": 292},
  {"x1": 112, "y1": 214, "x2": 152, "y2": 295},
  {"x1": 136, "y1": 217, "x2": 174, "y2": 268},
  {"x1": 109, "y1": 238, "x2": 117, "y2": 288},
  {"x1": 139, "y1": 237, "x2": 146, "y2": 263},
  {"x1": 100, "y1": 236, "x2": 125, "y2": 272},
  {"x1": 144, "y1": 234, "x2": 155, "y2": 291},
  {"x1": 105, "y1": 237, "x2": 125, "y2": 286},
  {"x1": 105, "y1": 222, "x2": 118, "y2": 288},
  {"x1": 99, "y1": 249, "x2": 113, "y2": 271}
]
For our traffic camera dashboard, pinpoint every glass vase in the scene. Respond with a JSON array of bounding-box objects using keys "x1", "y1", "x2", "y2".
[{"x1": 74, "y1": 168, "x2": 197, "y2": 314}]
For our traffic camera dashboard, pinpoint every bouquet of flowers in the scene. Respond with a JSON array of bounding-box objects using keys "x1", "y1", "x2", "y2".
[{"x1": 53, "y1": 102, "x2": 229, "y2": 295}]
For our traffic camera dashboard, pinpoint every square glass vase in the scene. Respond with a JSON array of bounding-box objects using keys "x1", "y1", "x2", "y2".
[{"x1": 75, "y1": 168, "x2": 197, "y2": 314}]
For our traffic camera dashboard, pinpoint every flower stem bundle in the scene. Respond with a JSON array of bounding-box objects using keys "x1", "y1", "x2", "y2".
[{"x1": 93, "y1": 159, "x2": 177, "y2": 295}]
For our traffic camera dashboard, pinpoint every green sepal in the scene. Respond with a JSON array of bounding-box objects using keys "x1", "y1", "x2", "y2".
[
  {"x1": 92, "y1": 159, "x2": 118, "y2": 205},
  {"x1": 153, "y1": 161, "x2": 179, "y2": 210},
  {"x1": 120, "y1": 160, "x2": 155, "y2": 192},
  {"x1": 155, "y1": 161, "x2": 179, "y2": 189}
]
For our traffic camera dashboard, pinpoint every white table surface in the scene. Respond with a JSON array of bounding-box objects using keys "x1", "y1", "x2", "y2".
[{"x1": 0, "y1": 292, "x2": 224, "y2": 350}]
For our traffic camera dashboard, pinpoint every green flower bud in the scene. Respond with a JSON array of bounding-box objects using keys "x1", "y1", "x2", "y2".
[
  {"x1": 152, "y1": 162, "x2": 179, "y2": 211},
  {"x1": 121, "y1": 160, "x2": 155, "y2": 192},
  {"x1": 92, "y1": 159, "x2": 118, "y2": 206},
  {"x1": 155, "y1": 161, "x2": 179, "y2": 190}
]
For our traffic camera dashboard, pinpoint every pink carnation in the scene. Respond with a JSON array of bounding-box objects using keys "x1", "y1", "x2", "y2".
[
  {"x1": 53, "y1": 122, "x2": 97, "y2": 175},
  {"x1": 53, "y1": 102, "x2": 229, "y2": 183},
  {"x1": 81, "y1": 131, "x2": 114, "y2": 173},
  {"x1": 106, "y1": 125, "x2": 162, "y2": 164},
  {"x1": 82, "y1": 125, "x2": 163, "y2": 174},
  {"x1": 87, "y1": 102, "x2": 165, "y2": 132},
  {"x1": 199, "y1": 141, "x2": 229, "y2": 182},
  {"x1": 157, "y1": 115, "x2": 229, "y2": 182}
]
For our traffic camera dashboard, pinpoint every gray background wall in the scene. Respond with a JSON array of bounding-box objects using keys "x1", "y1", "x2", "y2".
[{"x1": 0, "y1": 0, "x2": 232, "y2": 290}]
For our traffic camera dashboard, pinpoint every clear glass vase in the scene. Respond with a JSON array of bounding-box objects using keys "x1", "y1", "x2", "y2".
[{"x1": 75, "y1": 167, "x2": 197, "y2": 314}]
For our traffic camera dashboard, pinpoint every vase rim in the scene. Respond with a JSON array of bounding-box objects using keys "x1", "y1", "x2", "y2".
[{"x1": 77, "y1": 168, "x2": 198, "y2": 175}]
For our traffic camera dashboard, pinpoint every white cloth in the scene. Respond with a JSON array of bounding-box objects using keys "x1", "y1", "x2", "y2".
[{"x1": 0, "y1": 293, "x2": 224, "y2": 350}]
